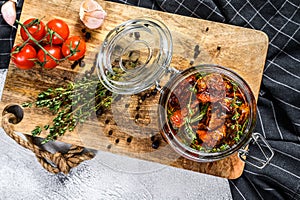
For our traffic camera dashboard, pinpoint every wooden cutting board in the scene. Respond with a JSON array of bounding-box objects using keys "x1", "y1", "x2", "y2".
[{"x1": 0, "y1": 0, "x2": 268, "y2": 179}]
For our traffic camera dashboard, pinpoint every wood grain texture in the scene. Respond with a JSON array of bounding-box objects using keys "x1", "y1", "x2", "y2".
[{"x1": 0, "y1": 0, "x2": 268, "y2": 179}]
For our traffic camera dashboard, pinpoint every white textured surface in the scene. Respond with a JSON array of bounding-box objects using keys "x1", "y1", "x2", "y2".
[{"x1": 0, "y1": 69, "x2": 232, "y2": 200}]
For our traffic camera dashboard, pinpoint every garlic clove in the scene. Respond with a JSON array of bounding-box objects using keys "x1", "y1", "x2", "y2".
[
  {"x1": 79, "y1": 0, "x2": 107, "y2": 29},
  {"x1": 82, "y1": 10, "x2": 106, "y2": 29},
  {"x1": 1, "y1": 0, "x2": 17, "y2": 27},
  {"x1": 81, "y1": 0, "x2": 99, "y2": 12}
]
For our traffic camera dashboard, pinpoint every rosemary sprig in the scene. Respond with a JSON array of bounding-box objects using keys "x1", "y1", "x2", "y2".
[{"x1": 22, "y1": 76, "x2": 113, "y2": 144}]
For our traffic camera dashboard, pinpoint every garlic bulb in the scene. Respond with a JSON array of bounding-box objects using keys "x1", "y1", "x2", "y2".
[
  {"x1": 1, "y1": 0, "x2": 17, "y2": 27},
  {"x1": 79, "y1": 0, "x2": 107, "y2": 29}
]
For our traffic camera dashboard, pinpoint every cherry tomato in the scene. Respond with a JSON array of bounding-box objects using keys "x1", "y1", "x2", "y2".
[
  {"x1": 20, "y1": 18, "x2": 46, "y2": 43},
  {"x1": 62, "y1": 36, "x2": 86, "y2": 61},
  {"x1": 11, "y1": 43, "x2": 37, "y2": 70},
  {"x1": 46, "y1": 19, "x2": 70, "y2": 45},
  {"x1": 37, "y1": 45, "x2": 62, "y2": 69}
]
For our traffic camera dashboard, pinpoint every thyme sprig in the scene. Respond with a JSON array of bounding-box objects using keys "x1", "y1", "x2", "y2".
[
  {"x1": 22, "y1": 76, "x2": 113, "y2": 144},
  {"x1": 183, "y1": 75, "x2": 207, "y2": 140},
  {"x1": 190, "y1": 103, "x2": 209, "y2": 124},
  {"x1": 229, "y1": 80, "x2": 245, "y2": 142}
]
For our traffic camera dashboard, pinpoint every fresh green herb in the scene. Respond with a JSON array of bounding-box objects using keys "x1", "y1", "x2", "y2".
[
  {"x1": 32, "y1": 126, "x2": 42, "y2": 136},
  {"x1": 232, "y1": 112, "x2": 240, "y2": 120},
  {"x1": 190, "y1": 143, "x2": 205, "y2": 151},
  {"x1": 190, "y1": 103, "x2": 209, "y2": 124},
  {"x1": 184, "y1": 123, "x2": 197, "y2": 141},
  {"x1": 23, "y1": 76, "x2": 113, "y2": 144},
  {"x1": 234, "y1": 119, "x2": 249, "y2": 142},
  {"x1": 234, "y1": 131, "x2": 243, "y2": 142},
  {"x1": 167, "y1": 108, "x2": 175, "y2": 118},
  {"x1": 188, "y1": 87, "x2": 197, "y2": 93},
  {"x1": 220, "y1": 144, "x2": 230, "y2": 151},
  {"x1": 22, "y1": 102, "x2": 32, "y2": 108},
  {"x1": 235, "y1": 100, "x2": 242, "y2": 106},
  {"x1": 241, "y1": 119, "x2": 249, "y2": 132},
  {"x1": 230, "y1": 80, "x2": 238, "y2": 91},
  {"x1": 187, "y1": 104, "x2": 194, "y2": 115}
]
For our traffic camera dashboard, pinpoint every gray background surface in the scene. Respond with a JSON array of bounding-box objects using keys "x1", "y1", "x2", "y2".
[{"x1": 0, "y1": 69, "x2": 232, "y2": 200}]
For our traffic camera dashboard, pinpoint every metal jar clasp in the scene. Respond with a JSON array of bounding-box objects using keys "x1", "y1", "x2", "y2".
[{"x1": 238, "y1": 132, "x2": 274, "y2": 169}]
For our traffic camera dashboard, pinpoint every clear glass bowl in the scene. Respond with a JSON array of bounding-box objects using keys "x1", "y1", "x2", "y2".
[{"x1": 97, "y1": 18, "x2": 172, "y2": 95}]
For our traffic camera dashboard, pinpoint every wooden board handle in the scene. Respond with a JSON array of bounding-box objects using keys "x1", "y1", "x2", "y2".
[{"x1": 1, "y1": 103, "x2": 95, "y2": 174}]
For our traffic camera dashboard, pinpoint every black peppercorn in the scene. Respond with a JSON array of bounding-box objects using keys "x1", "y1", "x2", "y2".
[
  {"x1": 85, "y1": 32, "x2": 91, "y2": 40},
  {"x1": 85, "y1": 71, "x2": 91, "y2": 78},
  {"x1": 150, "y1": 135, "x2": 155, "y2": 141},
  {"x1": 115, "y1": 138, "x2": 119, "y2": 143},
  {"x1": 79, "y1": 60, "x2": 85, "y2": 68},
  {"x1": 134, "y1": 32, "x2": 140, "y2": 40},
  {"x1": 190, "y1": 60, "x2": 194, "y2": 65},
  {"x1": 96, "y1": 108, "x2": 103, "y2": 116},
  {"x1": 141, "y1": 95, "x2": 146, "y2": 101},
  {"x1": 152, "y1": 140, "x2": 160, "y2": 149},
  {"x1": 194, "y1": 45, "x2": 200, "y2": 59},
  {"x1": 108, "y1": 130, "x2": 113, "y2": 135},
  {"x1": 151, "y1": 89, "x2": 158, "y2": 96},
  {"x1": 105, "y1": 90, "x2": 112, "y2": 96},
  {"x1": 127, "y1": 137, "x2": 132, "y2": 143}
]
